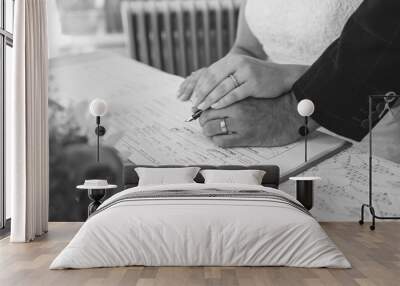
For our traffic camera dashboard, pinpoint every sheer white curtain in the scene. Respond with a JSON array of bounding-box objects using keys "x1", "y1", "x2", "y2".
[{"x1": 8, "y1": 0, "x2": 49, "y2": 242}]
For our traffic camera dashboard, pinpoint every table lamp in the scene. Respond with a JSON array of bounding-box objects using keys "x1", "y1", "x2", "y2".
[
  {"x1": 297, "y1": 99, "x2": 315, "y2": 162},
  {"x1": 290, "y1": 99, "x2": 318, "y2": 211},
  {"x1": 89, "y1": 98, "x2": 108, "y2": 162}
]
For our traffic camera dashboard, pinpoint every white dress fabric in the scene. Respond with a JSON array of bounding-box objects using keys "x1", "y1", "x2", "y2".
[{"x1": 245, "y1": 0, "x2": 363, "y2": 65}]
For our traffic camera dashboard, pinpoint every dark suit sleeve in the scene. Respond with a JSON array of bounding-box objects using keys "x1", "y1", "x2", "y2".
[{"x1": 293, "y1": 0, "x2": 400, "y2": 141}]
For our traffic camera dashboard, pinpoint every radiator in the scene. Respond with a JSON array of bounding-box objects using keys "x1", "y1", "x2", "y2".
[{"x1": 121, "y1": 0, "x2": 242, "y2": 77}]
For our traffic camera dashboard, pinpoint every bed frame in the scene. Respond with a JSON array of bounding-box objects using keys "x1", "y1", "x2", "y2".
[{"x1": 122, "y1": 164, "x2": 280, "y2": 189}]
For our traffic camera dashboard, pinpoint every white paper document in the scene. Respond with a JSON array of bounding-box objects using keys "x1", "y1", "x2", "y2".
[{"x1": 49, "y1": 53, "x2": 350, "y2": 180}]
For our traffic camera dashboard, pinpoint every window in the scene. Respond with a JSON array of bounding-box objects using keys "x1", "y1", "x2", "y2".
[{"x1": 0, "y1": 0, "x2": 14, "y2": 230}]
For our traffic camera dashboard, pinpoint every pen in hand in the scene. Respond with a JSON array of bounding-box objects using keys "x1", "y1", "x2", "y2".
[{"x1": 185, "y1": 109, "x2": 203, "y2": 122}]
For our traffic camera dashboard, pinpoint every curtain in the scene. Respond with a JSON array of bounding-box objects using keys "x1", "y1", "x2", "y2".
[{"x1": 8, "y1": 0, "x2": 49, "y2": 242}]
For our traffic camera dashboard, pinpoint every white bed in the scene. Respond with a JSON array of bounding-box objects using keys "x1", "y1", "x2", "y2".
[{"x1": 50, "y1": 183, "x2": 350, "y2": 269}]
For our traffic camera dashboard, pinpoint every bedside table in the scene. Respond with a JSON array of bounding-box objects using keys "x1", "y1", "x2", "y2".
[
  {"x1": 76, "y1": 184, "x2": 117, "y2": 217},
  {"x1": 289, "y1": 177, "x2": 321, "y2": 210}
]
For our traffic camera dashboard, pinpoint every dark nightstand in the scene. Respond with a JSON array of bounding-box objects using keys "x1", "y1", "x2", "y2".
[
  {"x1": 289, "y1": 177, "x2": 321, "y2": 210},
  {"x1": 76, "y1": 183, "x2": 117, "y2": 217}
]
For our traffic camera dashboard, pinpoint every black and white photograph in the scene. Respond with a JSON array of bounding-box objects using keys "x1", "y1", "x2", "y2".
[{"x1": 1, "y1": 0, "x2": 400, "y2": 285}]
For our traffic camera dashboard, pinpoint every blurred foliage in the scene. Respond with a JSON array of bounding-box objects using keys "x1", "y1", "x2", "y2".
[
  {"x1": 49, "y1": 99, "x2": 88, "y2": 152},
  {"x1": 48, "y1": 98, "x2": 89, "y2": 221},
  {"x1": 48, "y1": 98, "x2": 123, "y2": 221}
]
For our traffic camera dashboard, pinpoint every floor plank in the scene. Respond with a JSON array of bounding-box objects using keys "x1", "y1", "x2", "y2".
[{"x1": 0, "y1": 222, "x2": 399, "y2": 286}]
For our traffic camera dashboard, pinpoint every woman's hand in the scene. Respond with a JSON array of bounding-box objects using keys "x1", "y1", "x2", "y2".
[
  {"x1": 177, "y1": 54, "x2": 308, "y2": 110},
  {"x1": 177, "y1": 68, "x2": 206, "y2": 102}
]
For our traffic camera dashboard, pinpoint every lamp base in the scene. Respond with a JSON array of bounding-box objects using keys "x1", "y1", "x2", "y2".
[
  {"x1": 298, "y1": 126, "x2": 309, "y2": 136},
  {"x1": 95, "y1": 126, "x2": 106, "y2": 136}
]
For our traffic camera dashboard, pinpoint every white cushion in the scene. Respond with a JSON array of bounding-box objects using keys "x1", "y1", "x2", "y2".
[
  {"x1": 135, "y1": 167, "x2": 200, "y2": 186},
  {"x1": 200, "y1": 169, "x2": 266, "y2": 185}
]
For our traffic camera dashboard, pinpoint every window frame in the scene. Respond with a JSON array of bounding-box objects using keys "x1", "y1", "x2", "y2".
[{"x1": 0, "y1": 0, "x2": 14, "y2": 231}]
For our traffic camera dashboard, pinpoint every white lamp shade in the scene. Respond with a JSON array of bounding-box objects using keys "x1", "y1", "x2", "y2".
[
  {"x1": 89, "y1": 98, "x2": 108, "y2": 117},
  {"x1": 297, "y1": 99, "x2": 315, "y2": 117}
]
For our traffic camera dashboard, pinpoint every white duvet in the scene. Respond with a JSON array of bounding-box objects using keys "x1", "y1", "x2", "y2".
[{"x1": 50, "y1": 183, "x2": 350, "y2": 269}]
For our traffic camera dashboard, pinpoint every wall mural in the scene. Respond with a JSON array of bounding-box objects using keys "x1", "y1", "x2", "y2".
[{"x1": 48, "y1": 0, "x2": 400, "y2": 222}]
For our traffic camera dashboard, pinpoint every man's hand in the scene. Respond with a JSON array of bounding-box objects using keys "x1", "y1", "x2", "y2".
[{"x1": 199, "y1": 92, "x2": 319, "y2": 147}]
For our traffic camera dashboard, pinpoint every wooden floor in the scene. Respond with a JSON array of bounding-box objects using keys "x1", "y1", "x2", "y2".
[{"x1": 0, "y1": 222, "x2": 399, "y2": 286}]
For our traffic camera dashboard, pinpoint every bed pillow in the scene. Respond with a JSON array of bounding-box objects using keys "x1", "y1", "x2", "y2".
[
  {"x1": 200, "y1": 169, "x2": 266, "y2": 185},
  {"x1": 135, "y1": 167, "x2": 200, "y2": 186}
]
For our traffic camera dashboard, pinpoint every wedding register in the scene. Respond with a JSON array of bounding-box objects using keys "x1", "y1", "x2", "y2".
[{"x1": 49, "y1": 52, "x2": 351, "y2": 181}]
